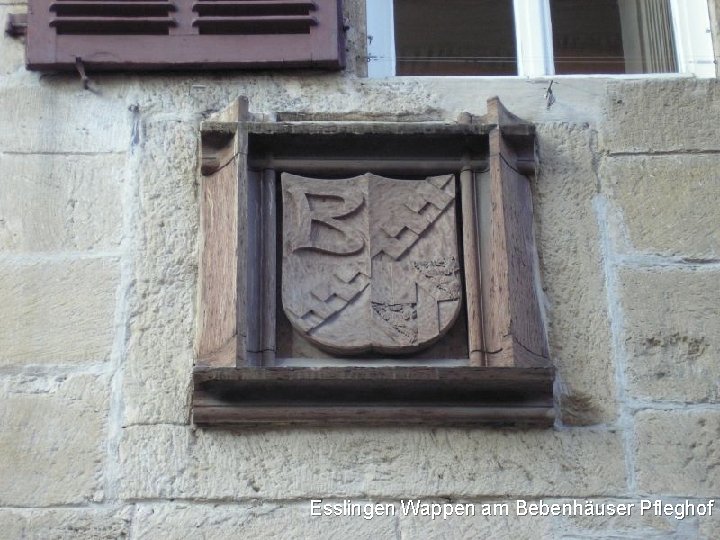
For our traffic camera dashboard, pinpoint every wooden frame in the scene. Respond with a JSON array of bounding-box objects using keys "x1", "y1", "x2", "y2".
[{"x1": 194, "y1": 96, "x2": 554, "y2": 428}]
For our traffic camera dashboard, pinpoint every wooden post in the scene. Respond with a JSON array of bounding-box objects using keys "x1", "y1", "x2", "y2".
[
  {"x1": 261, "y1": 169, "x2": 277, "y2": 366},
  {"x1": 458, "y1": 112, "x2": 485, "y2": 366},
  {"x1": 246, "y1": 168, "x2": 277, "y2": 366},
  {"x1": 483, "y1": 97, "x2": 548, "y2": 367},
  {"x1": 460, "y1": 164, "x2": 485, "y2": 366},
  {"x1": 196, "y1": 98, "x2": 248, "y2": 368},
  {"x1": 245, "y1": 168, "x2": 262, "y2": 367}
]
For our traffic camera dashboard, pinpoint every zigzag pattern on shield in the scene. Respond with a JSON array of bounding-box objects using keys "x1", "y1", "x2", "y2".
[
  {"x1": 284, "y1": 266, "x2": 370, "y2": 334},
  {"x1": 372, "y1": 175, "x2": 455, "y2": 260}
]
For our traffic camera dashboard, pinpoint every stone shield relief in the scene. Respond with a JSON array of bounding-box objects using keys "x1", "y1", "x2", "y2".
[{"x1": 281, "y1": 172, "x2": 462, "y2": 355}]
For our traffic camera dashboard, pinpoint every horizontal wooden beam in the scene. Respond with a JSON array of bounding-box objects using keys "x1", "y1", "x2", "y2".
[
  {"x1": 193, "y1": 367, "x2": 555, "y2": 428},
  {"x1": 246, "y1": 157, "x2": 488, "y2": 175},
  {"x1": 246, "y1": 121, "x2": 495, "y2": 137}
]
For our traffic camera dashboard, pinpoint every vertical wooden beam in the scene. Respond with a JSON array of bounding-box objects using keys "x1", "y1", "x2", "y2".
[
  {"x1": 460, "y1": 164, "x2": 485, "y2": 366},
  {"x1": 261, "y1": 169, "x2": 277, "y2": 366},
  {"x1": 245, "y1": 168, "x2": 277, "y2": 366},
  {"x1": 245, "y1": 169, "x2": 262, "y2": 366},
  {"x1": 458, "y1": 111, "x2": 486, "y2": 366},
  {"x1": 196, "y1": 97, "x2": 249, "y2": 368},
  {"x1": 483, "y1": 97, "x2": 549, "y2": 367},
  {"x1": 236, "y1": 100, "x2": 251, "y2": 366}
]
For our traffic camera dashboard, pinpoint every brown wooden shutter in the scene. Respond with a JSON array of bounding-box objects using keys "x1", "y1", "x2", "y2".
[{"x1": 26, "y1": 0, "x2": 345, "y2": 70}]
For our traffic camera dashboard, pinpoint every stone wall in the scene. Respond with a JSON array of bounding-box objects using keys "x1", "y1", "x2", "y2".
[{"x1": 1, "y1": 1, "x2": 719, "y2": 538}]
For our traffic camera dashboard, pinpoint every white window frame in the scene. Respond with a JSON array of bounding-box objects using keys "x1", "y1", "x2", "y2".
[
  {"x1": 669, "y1": 0, "x2": 715, "y2": 77},
  {"x1": 367, "y1": 0, "x2": 715, "y2": 78}
]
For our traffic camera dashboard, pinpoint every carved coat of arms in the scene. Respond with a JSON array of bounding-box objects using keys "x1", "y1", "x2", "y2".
[{"x1": 281, "y1": 172, "x2": 462, "y2": 355}]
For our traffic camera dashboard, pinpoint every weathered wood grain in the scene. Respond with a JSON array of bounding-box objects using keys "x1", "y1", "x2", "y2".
[
  {"x1": 244, "y1": 169, "x2": 262, "y2": 366},
  {"x1": 192, "y1": 366, "x2": 555, "y2": 427},
  {"x1": 245, "y1": 121, "x2": 494, "y2": 137},
  {"x1": 483, "y1": 99, "x2": 549, "y2": 367},
  {"x1": 246, "y1": 157, "x2": 488, "y2": 176},
  {"x1": 196, "y1": 137, "x2": 240, "y2": 368},
  {"x1": 261, "y1": 169, "x2": 277, "y2": 366},
  {"x1": 196, "y1": 98, "x2": 247, "y2": 368},
  {"x1": 460, "y1": 163, "x2": 485, "y2": 366}
]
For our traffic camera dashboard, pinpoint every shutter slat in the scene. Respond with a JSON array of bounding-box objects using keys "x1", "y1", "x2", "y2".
[
  {"x1": 50, "y1": 2, "x2": 174, "y2": 16},
  {"x1": 193, "y1": 1, "x2": 315, "y2": 16},
  {"x1": 50, "y1": 16, "x2": 176, "y2": 34},
  {"x1": 50, "y1": 0, "x2": 175, "y2": 34},
  {"x1": 192, "y1": 14, "x2": 316, "y2": 34},
  {"x1": 52, "y1": 0, "x2": 170, "y2": 2}
]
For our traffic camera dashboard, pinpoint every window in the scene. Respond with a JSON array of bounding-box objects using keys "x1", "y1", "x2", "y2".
[{"x1": 367, "y1": 0, "x2": 715, "y2": 77}]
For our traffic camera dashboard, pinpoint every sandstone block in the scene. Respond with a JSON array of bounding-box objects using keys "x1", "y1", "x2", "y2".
[
  {"x1": 398, "y1": 502, "x2": 549, "y2": 540},
  {"x1": 620, "y1": 268, "x2": 720, "y2": 402},
  {"x1": 128, "y1": 77, "x2": 444, "y2": 121},
  {"x1": 0, "y1": 6, "x2": 26, "y2": 76},
  {"x1": 0, "y1": 258, "x2": 120, "y2": 365},
  {"x1": 119, "y1": 425, "x2": 625, "y2": 500},
  {"x1": 713, "y1": 0, "x2": 720, "y2": 78},
  {"x1": 132, "y1": 502, "x2": 396, "y2": 540},
  {"x1": 601, "y1": 79, "x2": 720, "y2": 153},
  {"x1": 121, "y1": 119, "x2": 198, "y2": 425},
  {"x1": 400, "y1": 498, "x2": 690, "y2": 539},
  {"x1": 550, "y1": 498, "x2": 689, "y2": 538},
  {"x1": 0, "y1": 507, "x2": 131, "y2": 540},
  {"x1": 425, "y1": 78, "x2": 609, "y2": 124},
  {"x1": 635, "y1": 410, "x2": 720, "y2": 496},
  {"x1": 0, "y1": 374, "x2": 109, "y2": 506},
  {"x1": 600, "y1": 155, "x2": 720, "y2": 258},
  {"x1": 123, "y1": 327, "x2": 194, "y2": 425},
  {"x1": 699, "y1": 506, "x2": 720, "y2": 539},
  {"x1": 127, "y1": 75, "x2": 608, "y2": 128},
  {"x1": 0, "y1": 153, "x2": 125, "y2": 253},
  {"x1": 535, "y1": 123, "x2": 615, "y2": 425},
  {"x1": 0, "y1": 86, "x2": 129, "y2": 153}
]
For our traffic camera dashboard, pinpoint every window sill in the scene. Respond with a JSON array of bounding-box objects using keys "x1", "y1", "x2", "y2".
[{"x1": 364, "y1": 72, "x2": 711, "y2": 81}]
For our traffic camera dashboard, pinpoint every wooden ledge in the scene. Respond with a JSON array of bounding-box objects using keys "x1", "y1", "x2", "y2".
[
  {"x1": 193, "y1": 367, "x2": 555, "y2": 428},
  {"x1": 200, "y1": 120, "x2": 494, "y2": 140}
]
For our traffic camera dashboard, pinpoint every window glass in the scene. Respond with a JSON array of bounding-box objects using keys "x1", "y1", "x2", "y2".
[
  {"x1": 393, "y1": 0, "x2": 517, "y2": 76},
  {"x1": 550, "y1": 0, "x2": 677, "y2": 74},
  {"x1": 373, "y1": 0, "x2": 702, "y2": 77}
]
